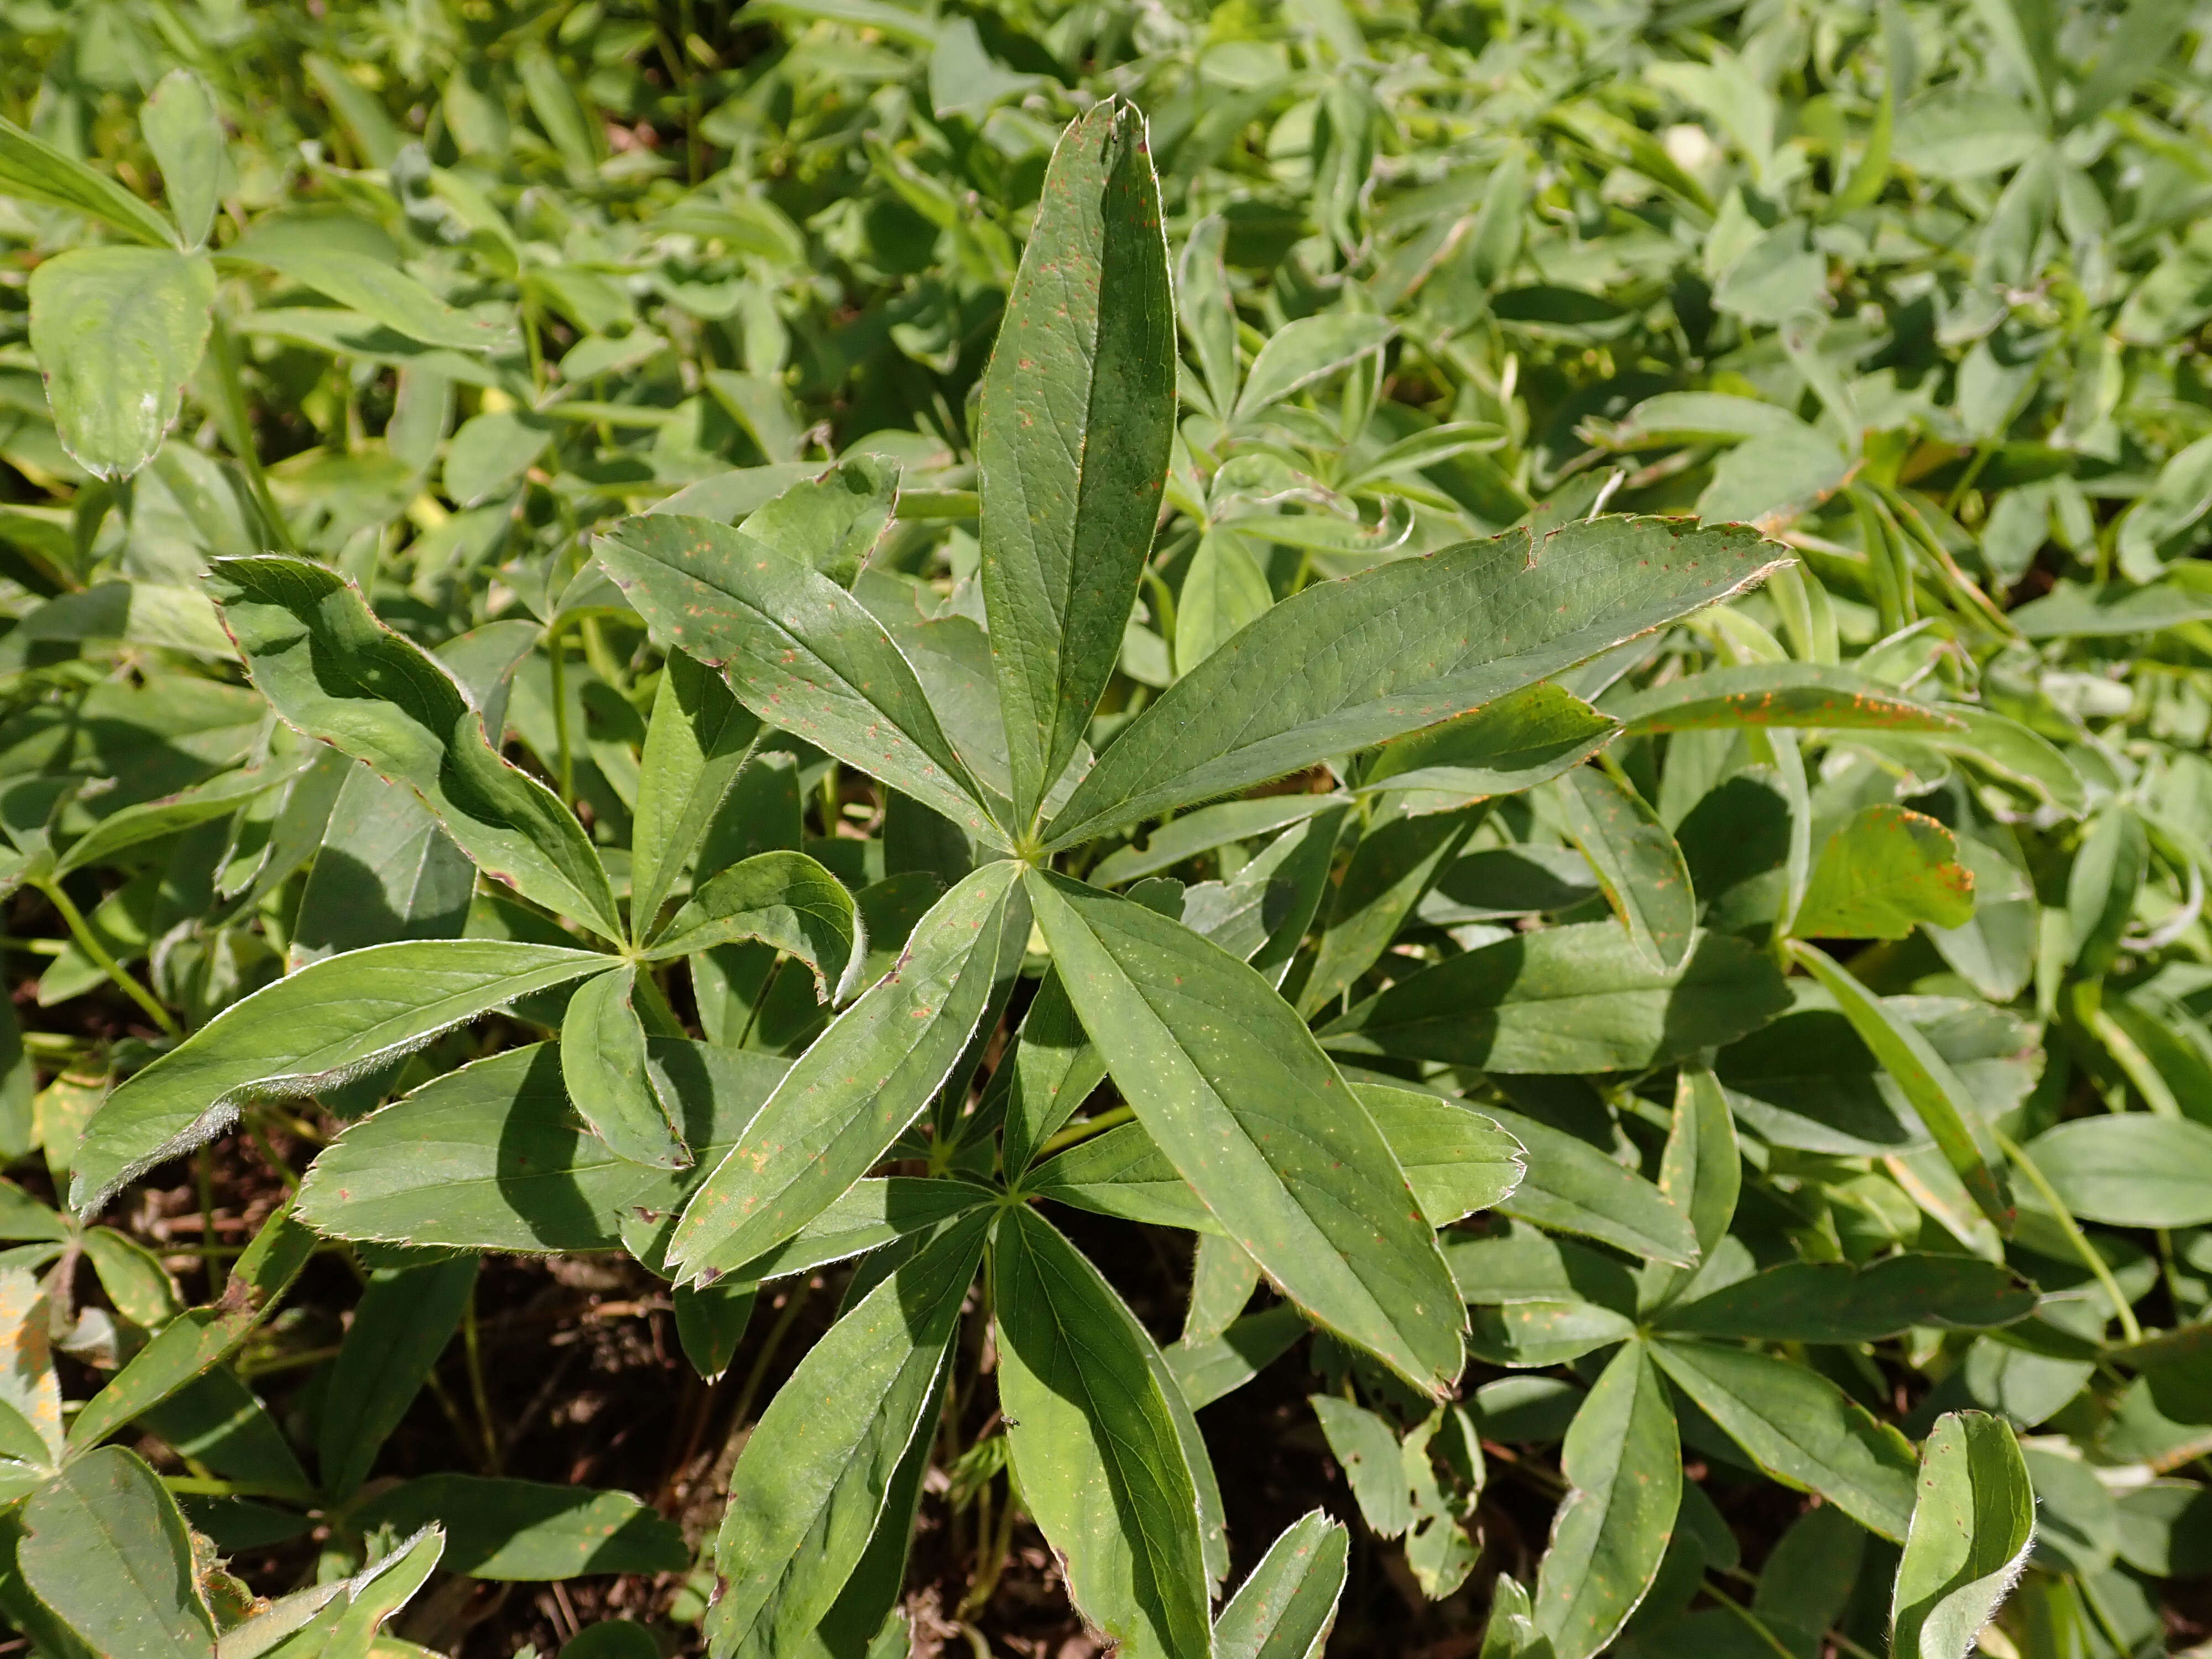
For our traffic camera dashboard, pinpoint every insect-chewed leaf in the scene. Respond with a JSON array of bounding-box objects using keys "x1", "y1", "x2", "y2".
[
  {"x1": 2022, "y1": 1113, "x2": 2212, "y2": 1228},
  {"x1": 1891, "y1": 1412, "x2": 2036, "y2": 1659},
  {"x1": 1604, "y1": 662, "x2": 1969, "y2": 734},
  {"x1": 1553, "y1": 765, "x2": 1697, "y2": 971},
  {"x1": 206, "y1": 555, "x2": 623, "y2": 940},
  {"x1": 1532, "y1": 1340, "x2": 1680, "y2": 1659},
  {"x1": 711, "y1": 1209, "x2": 988, "y2": 1658},
  {"x1": 978, "y1": 97, "x2": 1175, "y2": 825},
  {"x1": 666, "y1": 862, "x2": 1026, "y2": 1279},
  {"x1": 1657, "y1": 1255, "x2": 2037, "y2": 1343},
  {"x1": 1651, "y1": 1338, "x2": 1918, "y2": 1540},
  {"x1": 738, "y1": 454, "x2": 900, "y2": 586},
  {"x1": 560, "y1": 964, "x2": 690, "y2": 1172},
  {"x1": 1796, "y1": 805, "x2": 1976, "y2": 938},
  {"x1": 1026, "y1": 868, "x2": 1465, "y2": 1396},
  {"x1": 1045, "y1": 518, "x2": 1790, "y2": 849},
  {"x1": 629, "y1": 648, "x2": 761, "y2": 946},
  {"x1": 1323, "y1": 922, "x2": 1789, "y2": 1074},
  {"x1": 351, "y1": 1474, "x2": 686, "y2": 1581},
  {"x1": 14, "y1": 1446, "x2": 218, "y2": 1655},
  {"x1": 643, "y1": 851, "x2": 861, "y2": 1001},
  {"x1": 997, "y1": 1207, "x2": 1213, "y2": 1659},
  {"x1": 598, "y1": 514, "x2": 1002, "y2": 840},
  {"x1": 1214, "y1": 1510, "x2": 1348, "y2": 1659},
  {"x1": 1363, "y1": 681, "x2": 1620, "y2": 800},
  {"x1": 29, "y1": 246, "x2": 215, "y2": 481},
  {"x1": 70, "y1": 940, "x2": 613, "y2": 1216}
]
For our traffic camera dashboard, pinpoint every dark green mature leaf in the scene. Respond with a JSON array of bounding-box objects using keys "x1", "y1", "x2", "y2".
[
  {"x1": 1090, "y1": 794, "x2": 1354, "y2": 887},
  {"x1": 643, "y1": 851, "x2": 860, "y2": 1001},
  {"x1": 1650, "y1": 1339, "x2": 1918, "y2": 1540},
  {"x1": 1554, "y1": 766, "x2": 1695, "y2": 971},
  {"x1": 318, "y1": 1255, "x2": 476, "y2": 1500},
  {"x1": 29, "y1": 247, "x2": 215, "y2": 481},
  {"x1": 1026, "y1": 868, "x2": 1465, "y2": 1396},
  {"x1": 998, "y1": 1207, "x2": 1211, "y2": 1659},
  {"x1": 0, "y1": 114, "x2": 181, "y2": 246},
  {"x1": 1532, "y1": 1341, "x2": 1680, "y2": 1659},
  {"x1": 1454, "y1": 1099, "x2": 1699, "y2": 1267},
  {"x1": 598, "y1": 514, "x2": 1003, "y2": 842},
  {"x1": 667, "y1": 862, "x2": 1025, "y2": 1279},
  {"x1": 207, "y1": 555, "x2": 623, "y2": 939},
  {"x1": 2023, "y1": 1114, "x2": 2212, "y2": 1227},
  {"x1": 1352, "y1": 1084, "x2": 1527, "y2": 1224},
  {"x1": 13, "y1": 1447, "x2": 215, "y2": 1657},
  {"x1": 1323, "y1": 923, "x2": 1789, "y2": 1073},
  {"x1": 629, "y1": 649, "x2": 760, "y2": 945},
  {"x1": 709, "y1": 1212, "x2": 988, "y2": 1657},
  {"x1": 977, "y1": 98, "x2": 1174, "y2": 827},
  {"x1": 1795, "y1": 806, "x2": 1976, "y2": 938},
  {"x1": 71, "y1": 940, "x2": 611, "y2": 1214},
  {"x1": 1660, "y1": 1256, "x2": 2036, "y2": 1342},
  {"x1": 352, "y1": 1475, "x2": 685, "y2": 1581},
  {"x1": 1301, "y1": 807, "x2": 1480, "y2": 1014},
  {"x1": 1641, "y1": 1067, "x2": 1739, "y2": 1311},
  {"x1": 1603, "y1": 663, "x2": 1967, "y2": 734},
  {"x1": 1891, "y1": 1412, "x2": 2035, "y2": 1659},
  {"x1": 1046, "y1": 519, "x2": 1789, "y2": 849},
  {"x1": 995, "y1": 970, "x2": 1108, "y2": 1179},
  {"x1": 1214, "y1": 1510, "x2": 1348, "y2": 1659},
  {"x1": 560, "y1": 964, "x2": 688, "y2": 1171}
]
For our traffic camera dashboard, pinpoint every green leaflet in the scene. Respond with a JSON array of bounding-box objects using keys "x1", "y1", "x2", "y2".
[
  {"x1": 666, "y1": 861, "x2": 1025, "y2": 1278},
  {"x1": 629, "y1": 648, "x2": 761, "y2": 946},
  {"x1": 1361, "y1": 682, "x2": 1620, "y2": 802},
  {"x1": 1300, "y1": 805, "x2": 1481, "y2": 1015},
  {"x1": 1658, "y1": 1255, "x2": 2037, "y2": 1342},
  {"x1": 1796, "y1": 805, "x2": 1977, "y2": 938},
  {"x1": 995, "y1": 1206, "x2": 1212, "y2": 1659},
  {"x1": 1890, "y1": 1412, "x2": 2036, "y2": 1659},
  {"x1": 1650, "y1": 1338, "x2": 1919, "y2": 1540},
  {"x1": 0, "y1": 113, "x2": 181, "y2": 246},
  {"x1": 1234, "y1": 313, "x2": 1396, "y2": 420},
  {"x1": 29, "y1": 246, "x2": 215, "y2": 481},
  {"x1": 1603, "y1": 662, "x2": 1968, "y2": 734},
  {"x1": 711, "y1": 1210, "x2": 988, "y2": 1658},
  {"x1": 1046, "y1": 518, "x2": 1790, "y2": 849},
  {"x1": 596, "y1": 513, "x2": 1003, "y2": 843},
  {"x1": 1532, "y1": 1340, "x2": 1681, "y2": 1659},
  {"x1": 1025, "y1": 867, "x2": 1466, "y2": 1396},
  {"x1": 976, "y1": 97, "x2": 1175, "y2": 826},
  {"x1": 1089, "y1": 794, "x2": 1354, "y2": 887},
  {"x1": 1323, "y1": 922, "x2": 1790, "y2": 1074},
  {"x1": 70, "y1": 940, "x2": 611, "y2": 1215},
  {"x1": 351, "y1": 1474, "x2": 686, "y2": 1581},
  {"x1": 0, "y1": 1268, "x2": 60, "y2": 1467},
  {"x1": 1553, "y1": 765, "x2": 1697, "y2": 972},
  {"x1": 1790, "y1": 942, "x2": 2012, "y2": 1233},
  {"x1": 738, "y1": 454, "x2": 899, "y2": 586},
  {"x1": 53, "y1": 756, "x2": 311, "y2": 878},
  {"x1": 206, "y1": 555, "x2": 623, "y2": 940},
  {"x1": 219, "y1": 234, "x2": 515, "y2": 352},
  {"x1": 997, "y1": 968, "x2": 1107, "y2": 1177},
  {"x1": 12, "y1": 1447, "x2": 217, "y2": 1656},
  {"x1": 1309, "y1": 1395, "x2": 1412, "y2": 1536},
  {"x1": 140, "y1": 71, "x2": 223, "y2": 251},
  {"x1": 641, "y1": 850, "x2": 862, "y2": 1002},
  {"x1": 2022, "y1": 1114, "x2": 2212, "y2": 1227},
  {"x1": 560, "y1": 963, "x2": 689, "y2": 1171},
  {"x1": 1213, "y1": 1511, "x2": 1348, "y2": 1659},
  {"x1": 1641, "y1": 1065, "x2": 1740, "y2": 1311},
  {"x1": 317, "y1": 1255, "x2": 477, "y2": 1500},
  {"x1": 1462, "y1": 1099, "x2": 1700, "y2": 1266}
]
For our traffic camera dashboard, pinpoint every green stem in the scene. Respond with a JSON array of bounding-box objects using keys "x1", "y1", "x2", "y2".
[
  {"x1": 37, "y1": 880, "x2": 179, "y2": 1037},
  {"x1": 1034, "y1": 1105, "x2": 1134, "y2": 1161},
  {"x1": 159, "y1": 1475, "x2": 312, "y2": 1501},
  {"x1": 463, "y1": 1283, "x2": 502, "y2": 1475},
  {"x1": 1703, "y1": 1580, "x2": 1803, "y2": 1659},
  {"x1": 1996, "y1": 1126, "x2": 2142, "y2": 1343}
]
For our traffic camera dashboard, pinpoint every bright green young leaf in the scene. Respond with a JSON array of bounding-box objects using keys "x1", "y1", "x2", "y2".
[
  {"x1": 643, "y1": 851, "x2": 860, "y2": 1002},
  {"x1": 1651, "y1": 1338, "x2": 1919, "y2": 1540},
  {"x1": 1323, "y1": 922, "x2": 1790, "y2": 1073},
  {"x1": 997, "y1": 1206, "x2": 1212, "y2": 1659},
  {"x1": 2021, "y1": 1114, "x2": 2212, "y2": 1227},
  {"x1": 29, "y1": 247, "x2": 215, "y2": 481},
  {"x1": 0, "y1": 114, "x2": 180, "y2": 246},
  {"x1": 1350, "y1": 1083, "x2": 1527, "y2": 1224},
  {"x1": 1532, "y1": 1340, "x2": 1681, "y2": 1659},
  {"x1": 140, "y1": 70, "x2": 223, "y2": 251},
  {"x1": 560, "y1": 963, "x2": 689, "y2": 1171},
  {"x1": 15, "y1": 1446, "x2": 217, "y2": 1657},
  {"x1": 1176, "y1": 529, "x2": 1275, "y2": 677},
  {"x1": 666, "y1": 862, "x2": 1024, "y2": 1278},
  {"x1": 317, "y1": 1255, "x2": 476, "y2": 1500},
  {"x1": 1554, "y1": 765, "x2": 1697, "y2": 971},
  {"x1": 1361, "y1": 682, "x2": 1620, "y2": 801},
  {"x1": 1178, "y1": 215, "x2": 1240, "y2": 419},
  {"x1": 1234, "y1": 314, "x2": 1396, "y2": 420},
  {"x1": 207, "y1": 555, "x2": 624, "y2": 940},
  {"x1": 708, "y1": 1206, "x2": 985, "y2": 1656},
  {"x1": 977, "y1": 97, "x2": 1174, "y2": 825},
  {"x1": 1025, "y1": 867, "x2": 1465, "y2": 1396},
  {"x1": 221, "y1": 234, "x2": 514, "y2": 352},
  {"x1": 597, "y1": 514, "x2": 1002, "y2": 841},
  {"x1": 1790, "y1": 942, "x2": 2012, "y2": 1232},
  {"x1": 1047, "y1": 519, "x2": 1790, "y2": 849},
  {"x1": 1891, "y1": 1412, "x2": 2036, "y2": 1659},
  {"x1": 1796, "y1": 805, "x2": 1976, "y2": 938},
  {"x1": 70, "y1": 941, "x2": 610, "y2": 1214},
  {"x1": 738, "y1": 454, "x2": 899, "y2": 586},
  {"x1": 1213, "y1": 1510, "x2": 1348, "y2": 1659}
]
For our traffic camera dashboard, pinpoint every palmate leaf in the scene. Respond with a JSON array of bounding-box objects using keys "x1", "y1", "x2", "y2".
[
  {"x1": 976, "y1": 97, "x2": 1175, "y2": 827},
  {"x1": 1024, "y1": 867, "x2": 1467, "y2": 1396},
  {"x1": 1045, "y1": 518, "x2": 1790, "y2": 849},
  {"x1": 71, "y1": 940, "x2": 613, "y2": 1215}
]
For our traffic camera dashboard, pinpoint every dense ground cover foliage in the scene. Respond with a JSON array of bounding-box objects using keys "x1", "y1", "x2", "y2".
[{"x1": 4, "y1": 0, "x2": 2212, "y2": 1655}]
